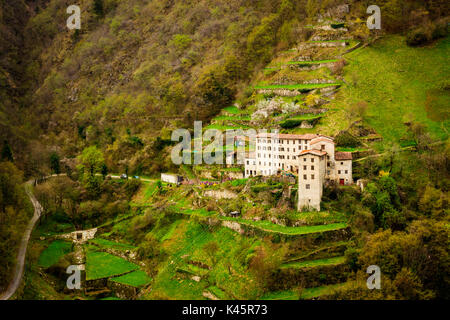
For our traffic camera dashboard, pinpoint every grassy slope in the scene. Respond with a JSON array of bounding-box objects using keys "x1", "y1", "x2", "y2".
[
  {"x1": 110, "y1": 270, "x2": 152, "y2": 288},
  {"x1": 338, "y1": 35, "x2": 449, "y2": 147},
  {"x1": 281, "y1": 256, "x2": 346, "y2": 269},
  {"x1": 145, "y1": 220, "x2": 263, "y2": 300},
  {"x1": 38, "y1": 240, "x2": 72, "y2": 268},
  {"x1": 85, "y1": 251, "x2": 140, "y2": 281}
]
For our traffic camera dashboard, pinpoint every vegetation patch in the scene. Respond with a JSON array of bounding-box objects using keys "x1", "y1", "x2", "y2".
[
  {"x1": 254, "y1": 83, "x2": 340, "y2": 91},
  {"x1": 281, "y1": 256, "x2": 346, "y2": 269},
  {"x1": 222, "y1": 218, "x2": 348, "y2": 236},
  {"x1": 90, "y1": 238, "x2": 136, "y2": 251},
  {"x1": 110, "y1": 270, "x2": 152, "y2": 288},
  {"x1": 85, "y1": 251, "x2": 140, "y2": 280},
  {"x1": 38, "y1": 240, "x2": 72, "y2": 268}
]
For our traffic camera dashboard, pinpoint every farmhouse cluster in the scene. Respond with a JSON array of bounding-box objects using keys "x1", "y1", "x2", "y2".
[{"x1": 244, "y1": 133, "x2": 353, "y2": 211}]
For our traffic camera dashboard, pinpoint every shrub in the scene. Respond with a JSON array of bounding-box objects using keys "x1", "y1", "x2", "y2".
[
  {"x1": 335, "y1": 131, "x2": 361, "y2": 148},
  {"x1": 280, "y1": 119, "x2": 302, "y2": 129},
  {"x1": 406, "y1": 28, "x2": 430, "y2": 46}
]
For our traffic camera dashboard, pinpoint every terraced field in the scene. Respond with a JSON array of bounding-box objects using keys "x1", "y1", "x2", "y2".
[
  {"x1": 85, "y1": 251, "x2": 140, "y2": 281},
  {"x1": 254, "y1": 83, "x2": 341, "y2": 91},
  {"x1": 281, "y1": 256, "x2": 346, "y2": 269},
  {"x1": 110, "y1": 270, "x2": 152, "y2": 288}
]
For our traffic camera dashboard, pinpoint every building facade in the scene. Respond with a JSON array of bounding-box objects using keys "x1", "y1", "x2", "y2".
[{"x1": 244, "y1": 133, "x2": 353, "y2": 211}]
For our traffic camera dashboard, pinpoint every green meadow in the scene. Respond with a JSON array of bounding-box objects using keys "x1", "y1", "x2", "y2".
[
  {"x1": 38, "y1": 240, "x2": 72, "y2": 268},
  {"x1": 85, "y1": 251, "x2": 140, "y2": 280},
  {"x1": 339, "y1": 35, "x2": 450, "y2": 146}
]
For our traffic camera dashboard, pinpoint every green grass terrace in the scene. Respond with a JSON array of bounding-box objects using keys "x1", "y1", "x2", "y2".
[{"x1": 254, "y1": 83, "x2": 341, "y2": 91}]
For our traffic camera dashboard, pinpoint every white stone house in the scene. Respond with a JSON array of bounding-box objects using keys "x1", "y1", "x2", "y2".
[{"x1": 243, "y1": 133, "x2": 353, "y2": 211}]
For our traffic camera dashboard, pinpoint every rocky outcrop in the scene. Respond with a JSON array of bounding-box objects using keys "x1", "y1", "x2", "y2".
[{"x1": 204, "y1": 189, "x2": 238, "y2": 200}]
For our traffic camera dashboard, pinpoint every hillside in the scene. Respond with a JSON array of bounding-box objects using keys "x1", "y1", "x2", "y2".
[{"x1": 0, "y1": 0, "x2": 449, "y2": 302}]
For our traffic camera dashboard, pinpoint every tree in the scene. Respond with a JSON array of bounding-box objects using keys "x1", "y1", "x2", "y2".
[
  {"x1": 77, "y1": 146, "x2": 105, "y2": 197},
  {"x1": 101, "y1": 163, "x2": 108, "y2": 179},
  {"x1": 93, "y1": 0, "x2": 104, "y2": 17},
  {"x1": 78, "y1": 146, "x2": 104, "y2": 178},
  {"x1": 50, "y1": 152, "x2": 61, "y2": 174},
  {"x1": 306, "y1": 0, "x2": 318, "y2": 22},
  {"x1": 1, "y1": 140, "x2": 13, "y2": 162}
]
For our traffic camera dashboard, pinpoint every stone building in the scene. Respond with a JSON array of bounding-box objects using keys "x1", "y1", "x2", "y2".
[{"x1": 244, "y1": 133, "x2": 353, "y2": 211}]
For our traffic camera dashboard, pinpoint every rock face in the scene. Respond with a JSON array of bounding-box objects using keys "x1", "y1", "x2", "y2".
[
  {"x1": 204, "y1": 189, "x2": 238, "y2": 200},
  {"x1": 58, "y1": 228, "x2": 98, "y2": 244},
  {"x1": 221, "y1": 221, "x2": 244, "y2": 234}
]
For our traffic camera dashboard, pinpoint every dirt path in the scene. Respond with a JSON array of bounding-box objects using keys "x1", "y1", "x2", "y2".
[{"x1": 0, "y1": 181, "x2": 42, "y2": 300}]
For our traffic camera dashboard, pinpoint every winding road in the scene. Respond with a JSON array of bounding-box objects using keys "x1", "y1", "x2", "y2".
[{"x1": 0, "y1": 180, "x2": 42, "y2": 300}]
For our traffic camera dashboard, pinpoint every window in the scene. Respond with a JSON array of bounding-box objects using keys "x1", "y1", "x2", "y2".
[
  {"x1": 338, "y1": 170, "x2": 341, "y2": 174},
  {"x1": 304, "y1": 158, "x2": 307, "y2": 162},
  {"x1": 311, "y1": 166, "x2": 315, "y2": 170},
  {"x1": 303, "y1": 166, "x2": 307, "y2": 170},
  {"x1": 306, "y1": 184, "x2": 310, "y2": 190},
  {"x1": 293, "y1": 149, "x2": 296, "y2": 153},
  {"x1": 247, "y1": 161, "x2": 249, "y2": 165},
  {"x1": 246, "y1": 170, "x2": 249, "y2": 174},
  {"x1": 287, "y1": 156, "x2": 290, "y2": 160},
  {"x1": 311, "y1": 158, "x2": 315, "y2": 163},
  {"x1": 303, "y1": 175, "x2": 307, "y2": 180},
  {"x1": 258, "y1": 153, "x2": 260, "y2": 158},
  {"x1": 293, "y1": 156, "x2": 296, "y2": 160},
  {"x1": 345, "y1": 170, "x2": 348, "y2": 174},
  {"x1": 311, "y1": 175, "x2": 315, "y2": 180},
  {"x1": 321, "y1": 145, "x2": 325, "y2": 150},
  {"x1": 341, "y1": 162, "x2": 344, "y2": 165}
]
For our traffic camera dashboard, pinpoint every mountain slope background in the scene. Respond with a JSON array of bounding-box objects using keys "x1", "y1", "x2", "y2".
[
  {"x1": 0, "y1": 0, "x2": 449, "y2": 299},
  {"x1": 0, "y1": 0, "x2": 448, "y2": 176}
]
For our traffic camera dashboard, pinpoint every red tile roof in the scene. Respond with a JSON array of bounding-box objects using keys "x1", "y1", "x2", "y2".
[
  {"x1": 310, "y1": 137, "x2": 334, "y2": 145},
  {"x1": 335, "y1": 152, "x2": 353, "y2": 160},
  {"x1": 298, "y1": 149, "x2": 327, "y2": 157}
]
